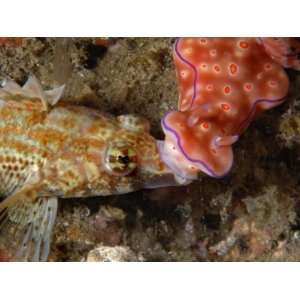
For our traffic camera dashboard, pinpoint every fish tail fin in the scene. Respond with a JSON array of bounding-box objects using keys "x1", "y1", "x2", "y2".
[{"x1": 0, "y1": 194, "x2": 58, "y2": 262}]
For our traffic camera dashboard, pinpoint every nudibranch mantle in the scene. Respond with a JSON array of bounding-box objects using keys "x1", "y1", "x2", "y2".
[{"x1": 161, "y1": 38, "x2": 289, "y2": 179}]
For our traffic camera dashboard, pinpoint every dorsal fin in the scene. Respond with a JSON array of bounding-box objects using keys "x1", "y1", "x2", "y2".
[
  {"x1": 0, "y1": 75, "x2": 65, "y2": 110},
  {"x1": 44, "y1": 84, "x2": 65, "y2": 106}
]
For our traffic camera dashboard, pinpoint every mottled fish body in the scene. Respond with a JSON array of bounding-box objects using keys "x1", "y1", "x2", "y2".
[{"x1": 0, "y1": 76, "x2": 177, "y2": 261}]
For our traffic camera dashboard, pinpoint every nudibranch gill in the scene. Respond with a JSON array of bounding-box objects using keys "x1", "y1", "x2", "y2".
[{"x1": 160, "y1": 38, "x2": 290, "y2": 179}]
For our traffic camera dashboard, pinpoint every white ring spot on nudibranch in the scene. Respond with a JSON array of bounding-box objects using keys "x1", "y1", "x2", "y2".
[
  {"x1": 206, "y1": 84, "x2": 214, "y2": 91},
  {"x1": 213, "y1": 64, "x2": 221, "y2": 73},
  {"x1": 198, "y1": 38, "x2": 208, "y2": 45},
  {"x1": 228, "y1": 63, "x2": 238, "y2": 75},
  {"x1": 200, "y1": 122, "x2": 210, "y2": 131},
  {"x1": 220, "y1": 103, "x2": 231, "y2": 111},
  {"x1": 183, "y1": 47, "x2": 193, "y2": 56},
  {"x1": 268, "y1": 80, "x2": 278, "y2": 88},
  {"x1": 264, "y1": 63, "x2": 273, "y2": 71},
  {"x1": 238, "y1": 40, "x2": 249, "y2": 49},
  {"x1": 257, "y1": 72, "x2": 263, "y2": 80},
  {"x1": 200, "y1": 63, "x2": 208, "y2": 70},
  {"x1": 243, "y1": 82, "x2": 253, "y2": 92},
  {"x1": 209, "y1": 49, "x2": 217, "y2": 57},
  {"x1": 223, "y1": 85, "x2": 232, "y2": 95},
  {"x1": 180, "y1": 70, "x2": 189, "y2": 79}
]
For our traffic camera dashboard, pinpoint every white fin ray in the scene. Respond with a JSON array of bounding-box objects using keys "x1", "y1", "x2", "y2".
[
  {"x1": 0, "y1": 79, "x2": 23, "y2": 98},
  {"x1": 0, "y1": 196, "x2": 58, "y2": 262},
  {"x1": 22, "y1": 75, "x2": 46, "y2": 99},
  {"x1": 45, "y1": 84, "x2": 65, "y2": 106},
  {"x1": 16, "y1": 197, "x2": 58, "y2": 262},
  {"x1": 1, "y1": 79, "x2": 22, "y2": 91},
  {"x1": 0, "y1": 75, "x2": 65, "y2": 110}
]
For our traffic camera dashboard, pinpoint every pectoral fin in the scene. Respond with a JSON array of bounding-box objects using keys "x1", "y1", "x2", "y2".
[{"x1": 0, "y1": 189, "x2": 58, "y2": 262}]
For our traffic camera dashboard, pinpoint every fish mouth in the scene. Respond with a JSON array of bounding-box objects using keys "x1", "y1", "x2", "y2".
[{"x1": 142, "y1": 172, "x2": 192, "y2": 189}]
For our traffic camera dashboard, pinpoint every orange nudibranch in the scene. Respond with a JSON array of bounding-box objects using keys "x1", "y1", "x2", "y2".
[
  {"x1": 161, "y1": 38, "x2": 293, "y2": 179},
  {"x1": 0, "y1": 38, "x2": 25, "y2": 46}
]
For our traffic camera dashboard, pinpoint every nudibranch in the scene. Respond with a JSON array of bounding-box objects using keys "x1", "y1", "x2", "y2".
[
  {"x1": 259, "y1": 37, "x2": 300, "y2": 70},
  {"x1": 160, "y1": 38, "x2": 290, "y2": 179}
]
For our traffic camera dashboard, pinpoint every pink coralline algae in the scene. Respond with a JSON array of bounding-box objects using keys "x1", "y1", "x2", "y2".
[{"x1": 160, "y1": 38, "x2": 290, "y2": 179}]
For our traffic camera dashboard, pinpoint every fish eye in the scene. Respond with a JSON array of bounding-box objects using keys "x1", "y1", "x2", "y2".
[{"x1": 104, "y1": 143, "x2": 138, "y2": 176}]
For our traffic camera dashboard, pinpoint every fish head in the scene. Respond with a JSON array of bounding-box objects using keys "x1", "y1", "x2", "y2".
[{"x1": 97, "y1": 114, "x2": 191, "y2": 194}]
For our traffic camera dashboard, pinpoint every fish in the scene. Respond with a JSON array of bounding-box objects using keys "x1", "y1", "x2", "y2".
[
  {"x1": 159, "y1": 38, "x2": 289, "y2": 179},
  {"x1": 0, "y1": 75, "x2": 180, "y2": 261}
]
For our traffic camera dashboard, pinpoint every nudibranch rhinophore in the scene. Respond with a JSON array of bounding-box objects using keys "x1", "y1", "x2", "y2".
[{"x1": 160, "y1": 38, "x2": 291, "y2": 179}]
